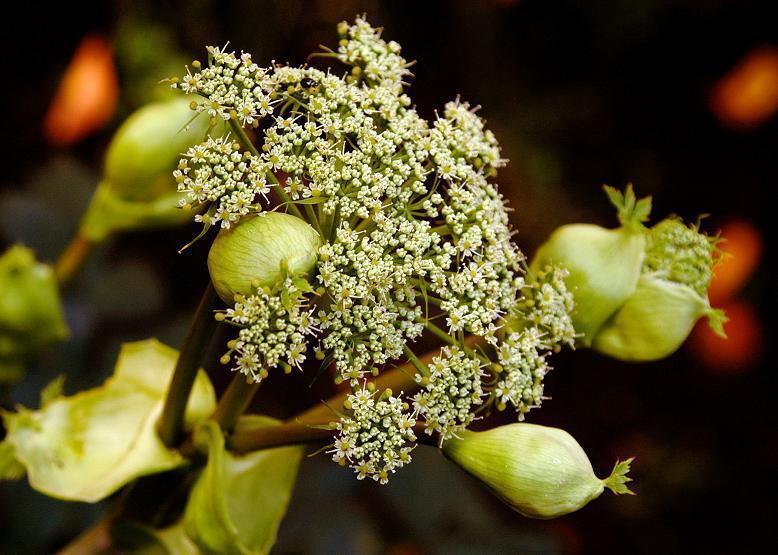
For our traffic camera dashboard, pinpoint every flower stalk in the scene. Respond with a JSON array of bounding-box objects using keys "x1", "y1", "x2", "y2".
[
  {"x1": 54, "y1": 234, "x2": 93, "y2": 286},
  {"x1": 158, "y1": 283, "x2": 221, "y2": 447},
  {"x1": 212, "y1": 373, "x2": 262, "y2": 433}
]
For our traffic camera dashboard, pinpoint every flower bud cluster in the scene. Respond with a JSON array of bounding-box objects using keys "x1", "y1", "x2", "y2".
[
  {"x1": 494, "y1": 328, "x2": 550, "y2": 419},
  {"x1": 413, "y1": 346, "x2": 484, "y2": 440},
  {"x1": 174, "y1": 46, "x2": 276, "y2": 125},
  {"x1": 331, "y1": 386, "x2": 416, "y2": 484},
  {"x1": 217, "y1": 277, "x2": 315, "y2": 382},
  {"x1": 643, "y1": 218, "x2": 716, "y2": 296},
  {"x1": 511, "y1": 265, "x2": 576, "y2": 349},
  {"x1": 335, "y1": 16, "x2": 411, "y2": 91},
  {"x1": 316, "y1": 218, "x2": 433, "y2": 382},
  {"x1": 175, "y1": 17, "x2": 578, "y2": 483},
  {"x1": 175, "y1": 137, "x2": 271, "y2": 228}
]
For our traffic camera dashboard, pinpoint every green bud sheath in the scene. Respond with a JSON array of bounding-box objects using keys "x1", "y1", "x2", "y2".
[
  {"x1": 0, "y1": 245, "x2": 68, "y2": 361},
  {"x1": 104, "y1": 98, "x2": 214, "y2": 202},
  {"x1": 594, "y1": 275, "x2": 725, "y2": 362},
  {"x1": 593, "y1": 217, "x2": 726, "y2": 361},
  {"x1": 443, "y1": 423, "x2": 633, "y2": 519},
  {"x1": 531, "y1": 224, "x2": 645, "y2": 346},
  {"x1": 208, "y1": 212, "x2": 322, "y2": 303},
  {"x1": 530, "y1": 186, "x2": 651, "y2": 346}
]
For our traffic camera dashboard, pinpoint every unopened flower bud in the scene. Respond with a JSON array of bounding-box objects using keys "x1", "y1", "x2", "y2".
[
  {"x1": 593, "y1": 218, "x2": 725, "y2": 361},
  {"x1": 531, "y1": 186, "x2": 650, "y2": 345},
  {"x1": 104, "y1": 98, "x2": 213, "y2": 202},
  {"x1": 0, "y1": 246, "x2": 68, "y2": 382},
  {"x1": 207, "y1": 212, "x2": 321, "y2": 303},
  {"x1": 80, "y1": 99, "x2": 219, "y2": 242},
  {"x1": 443, "y1": 423, "x2": 634, "y2": 519}
]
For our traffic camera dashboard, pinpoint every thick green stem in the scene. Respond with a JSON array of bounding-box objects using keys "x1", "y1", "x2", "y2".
[
  {"x1": 158, "y1": 283, "x2": 220, "y2": 447},
  {"x1": 212, "y1": 373, "x2": 262, "y2": 433}
]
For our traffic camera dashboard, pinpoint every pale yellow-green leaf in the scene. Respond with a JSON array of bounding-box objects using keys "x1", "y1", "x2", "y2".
[
  {"x1": 3, "y1": 339, "x2": 216, "y2": 502},
  {"x1": 183, "y1": 418, "x2": 302, "y2": 555},
  {"x1": 0, "y1": 439, "x2": 25, "y2": 480}
]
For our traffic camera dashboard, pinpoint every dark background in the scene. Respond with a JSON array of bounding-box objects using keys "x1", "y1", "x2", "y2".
[{"x1": 1, "y1": 1, "x2": 776, "y2": 553}]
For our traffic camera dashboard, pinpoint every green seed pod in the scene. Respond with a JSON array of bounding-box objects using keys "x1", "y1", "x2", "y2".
[
  {"x1": 0, "y1": 245, "x2": 68, "y2": 377},
  {"x1": 593, "y1": 218, "x2": 725, "y2": 361},
  {"x1": 443, "y1": 423, "x2": 633, "y2": 519},
  {"x1": 530, "y1": 186, "x2": 651, "y2": 346},
  {"x1": 104, "y1": 98, "x2": 212, "y2": 202},
  {"x1": 208, "y1": 213, "x2": 322, "y2": 303}
]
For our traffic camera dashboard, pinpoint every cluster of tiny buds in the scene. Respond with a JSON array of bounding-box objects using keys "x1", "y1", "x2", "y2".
[
  {"x1": 331, "y1": 384, "x2": 416, "y2": 484},
  {"x1": 643, "y1": 218, "x2": 718, "y2": 296},
  {"x1": 175, "y1": 136, "x2": 271, "y2": 228}
]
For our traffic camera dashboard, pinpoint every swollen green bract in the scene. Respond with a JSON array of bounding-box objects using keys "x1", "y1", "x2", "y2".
[{"x1": 208, "y1": 212, "x2": 321, "y2": 303}]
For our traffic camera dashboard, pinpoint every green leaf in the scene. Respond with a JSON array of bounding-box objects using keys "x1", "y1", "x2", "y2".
[
  {"x1": 40, "y1": 374, "x2": 66, "y2": 408},
  {"x1": 111, "y1": 520, "x2": 200, "y2": 555},
  {"x1": 183, "y1": 418, "x2": 302, "y2": 555},
  {"x1": 2, "y1": 339, "x2": 216, "y2": 502},
  {"x1": 604, "y1": 184, "x2": 652, "y2": 230},
  {"x1": 0, "y1": 440, "x2": 25, "y2": 480},
  {"x1": 603, "y1": 457, "x2": 635, "y2": 495}
]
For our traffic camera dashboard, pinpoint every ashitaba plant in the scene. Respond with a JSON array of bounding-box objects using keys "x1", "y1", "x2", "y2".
[{"x1": 0, "y1": 16, "x2": 725, "y2": 553}]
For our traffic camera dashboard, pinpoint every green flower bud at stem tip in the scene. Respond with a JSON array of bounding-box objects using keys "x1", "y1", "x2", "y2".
[
  {"x1": 593, "y1": 275, "x2": 726, "y2": 361},
  {"x1": 443, "y1": 423, "x2": 634, "y2": 519},
  {"x1": 104, "y1": 98, "x2": 215, "y2": 202},
  {"x1": 593, "y1": 216, "x2": 725, "y2": 361},
  {"x1": 0, "y1": 245, "x2": 68, "y2": 373},
  {"x1": 208, "y1": 212, "x2": 322, "y2": 303},
  {"x1": 530, "y1": 185, "x2": 651, "y2": 346}
]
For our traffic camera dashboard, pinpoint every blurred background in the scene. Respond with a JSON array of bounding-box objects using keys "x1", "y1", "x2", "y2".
[{"x1": 0, "y1": 1, "x2": 775, "y2": 553}]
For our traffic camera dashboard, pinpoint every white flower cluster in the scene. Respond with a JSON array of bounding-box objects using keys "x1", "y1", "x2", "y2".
[
  {"x1": 413, "y1": 346, "x2": 484, "y2": 441},
  {"x1": 331, "y1": 386, "x2": 417, "y2": 484},
  {"x1": 335, "y1": 16, "x2": 411, "y2": 91},
  {"x1": 218, "y1": 278, "x2": 315, "y2": 382},
  {"x1": 493, "y1": 328, "x2": 550, "y2": 419},
  {"x1": 512, "y1": 265, "x2": 576, "y2": 349},
  {"x1": 316, "y1": 217, "x2": 441, "y2": 383},
  {"x1": 261, "y1": 67, "x2": 425, "y2": 220},
  {"x1": 175, "y1": 137, "x2": 271, "y2": 228},
  {"x1": 429, "y1": 99, "x2": 505, "y2": 180},
  {"x1": 172, "y1": 17, "x2": 577, "y2": 482},
  {"x1": 174, "y1": 46, "x2": 276, "y2": 125}
]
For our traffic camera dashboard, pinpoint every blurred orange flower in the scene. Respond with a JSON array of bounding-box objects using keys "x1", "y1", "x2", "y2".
[
  {"x1": 709, "y1": 219, "x2": 762, "y2": 304},
  {"x1": 43, "y1": 35, "x2": 119, "y2": 146},
  {"x1": 690, "y1": 300, "x2": 763, "y2": 374},
  {"x1": 710, "y1": 47, "x2": 778, "y2": 130}
]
